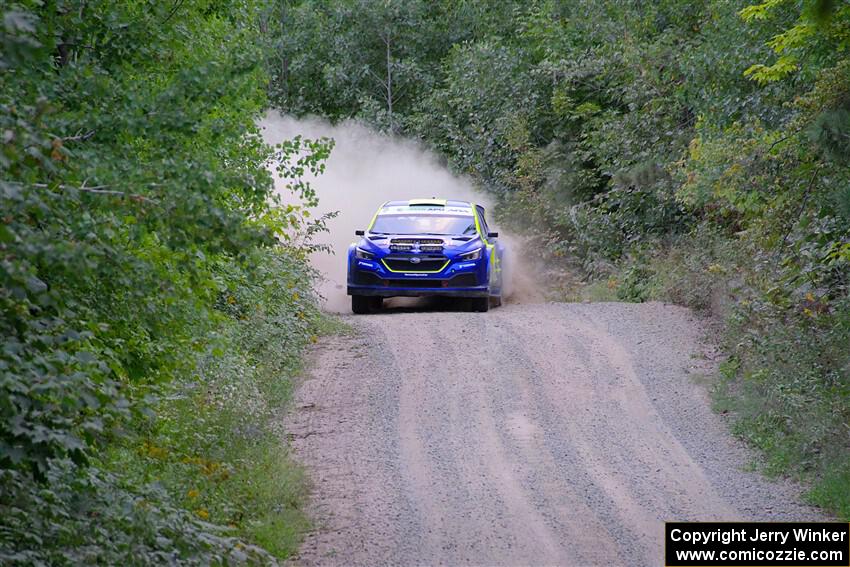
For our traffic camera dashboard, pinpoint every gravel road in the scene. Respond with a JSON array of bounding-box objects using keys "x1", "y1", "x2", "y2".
[{"x1": 284, "y1": 301, "x2": 824, "y2": 566}]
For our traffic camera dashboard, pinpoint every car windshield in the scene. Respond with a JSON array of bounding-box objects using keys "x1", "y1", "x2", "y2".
[{"x1": 370, "y1": 214, "x2": 477, "y2": 236}]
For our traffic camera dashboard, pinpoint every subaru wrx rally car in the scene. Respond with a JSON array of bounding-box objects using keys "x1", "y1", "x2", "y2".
[{"x1": 347, "y1": 199, "x2": 504, "y2": 313}]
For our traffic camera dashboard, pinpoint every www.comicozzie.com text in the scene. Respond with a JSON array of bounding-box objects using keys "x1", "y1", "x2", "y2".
[{"x1": 670, "y1": 527, "x2": 848, "y2": 546}]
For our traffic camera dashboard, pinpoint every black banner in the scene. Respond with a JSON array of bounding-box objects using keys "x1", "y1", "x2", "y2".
[{"x1": 666, "y1": 522, "x2": 850, "y2": 566}]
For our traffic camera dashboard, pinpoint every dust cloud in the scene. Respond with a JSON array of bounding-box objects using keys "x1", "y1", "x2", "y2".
[{"x1": 261, "y1": 111, "x2": 541, "y2": 312}]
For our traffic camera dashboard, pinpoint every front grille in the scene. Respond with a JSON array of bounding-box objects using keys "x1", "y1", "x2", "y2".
[{"x1": 383, "y1": 255, "x2": 447, "y2": 272}]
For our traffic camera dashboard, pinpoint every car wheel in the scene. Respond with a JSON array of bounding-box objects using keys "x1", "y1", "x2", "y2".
[
  {"x1": 351, "y1": 295, "x2": 371, "y2": 314},
  {"x1": 471, "y1": 297, "x2": 490, "y2": 312}
]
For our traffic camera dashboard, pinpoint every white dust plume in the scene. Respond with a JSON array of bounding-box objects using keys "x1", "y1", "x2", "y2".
[{"x1": 261, "y1": 111, "x2": 540, "y2": 312}]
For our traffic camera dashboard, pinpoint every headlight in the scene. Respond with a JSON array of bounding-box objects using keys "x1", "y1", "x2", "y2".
[
  {"x1": 355, "y1": 247, "x2": 374, "y2": 260},
  {"x1": 460, "y1": 248, "x2": 483, "y2": 261}
]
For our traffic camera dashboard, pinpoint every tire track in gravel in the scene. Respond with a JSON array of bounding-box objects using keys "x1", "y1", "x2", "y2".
[{"x1": 284, "y1": 302, "x2": 825, "y2": 567}]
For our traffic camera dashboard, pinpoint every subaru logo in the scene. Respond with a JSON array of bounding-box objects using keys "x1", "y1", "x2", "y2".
[{"x1": 409, "y1": 257, "x2": 421, "y2": 264}]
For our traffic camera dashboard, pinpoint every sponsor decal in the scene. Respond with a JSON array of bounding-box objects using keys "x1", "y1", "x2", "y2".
[{"x1": 380, "y1": 207, "x2": 472, "y2": 215}]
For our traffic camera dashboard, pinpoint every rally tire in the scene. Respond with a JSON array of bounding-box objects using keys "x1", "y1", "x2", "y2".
[
  {"x1": 351, "y1": 295, "x2": 371, "y2": 314},
  {"x1": 471, "y1": 297, "x2": 490, "y2": 312}
]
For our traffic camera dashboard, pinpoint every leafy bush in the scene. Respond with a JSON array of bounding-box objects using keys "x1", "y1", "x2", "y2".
[
  {"x1": 721, "y1": 296, "x2": 850, "y2": 480},
  {"x1": 1, "y1": 463, "x2": 272, "y2": 565},
  {"x1": 104, "y1": 249, "x2": 324, "y2": 561},
  {"x1": 615, "y1": 262, "x2": 654, "y2": 303},
  {"x1": 2, "y1": 1, "x2": 333, "y2": 562}
]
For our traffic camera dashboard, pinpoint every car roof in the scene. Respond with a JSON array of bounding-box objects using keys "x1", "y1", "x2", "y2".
[{"x1": 378, "y1": 199, "x2": 475, "y2": 216}]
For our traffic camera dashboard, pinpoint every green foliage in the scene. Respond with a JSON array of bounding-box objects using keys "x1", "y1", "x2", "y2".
[
  {"x1": 808, "y1": 460, "x2": 850, "y2": 519},
  {"x1": 719, "y1": 295, "x2": 850, "y2": 481},
  {"x1": 2, "y1": 0, "x2": 333, "y2": 562},
  {"x1": 269, "y1": 0, "x2": 527, "y2": 124},
  {"x1": 744, "y1": 55, "x2": 800, "y2": 85},
  {"x1": 615, "y1": 263, "x2": 654, "y2": 303},
  {"x1": 809, "y1": 109, "x2": 850, "y2": 163},
  {"x1": 105, "y1": 249, "x2": 323, "y2": 561},
  {"x1": 740, "y1": 0, "x2": 849, "y2": 84},
  {"x1": 1, "y1": 463, "x2": 273, "y2": 565}
]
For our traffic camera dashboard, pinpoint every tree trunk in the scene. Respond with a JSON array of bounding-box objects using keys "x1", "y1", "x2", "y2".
[{"x1": 385, "y1": 34, "x2": 393, "y2": 133}]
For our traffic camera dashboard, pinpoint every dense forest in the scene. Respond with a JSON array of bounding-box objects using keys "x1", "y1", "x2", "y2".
[{"x1": 2, "y1": 0, "x2": 849, "y2": 563}]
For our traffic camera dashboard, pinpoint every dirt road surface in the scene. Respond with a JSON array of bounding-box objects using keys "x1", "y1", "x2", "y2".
[{"x1": 284, "y1": 301, "x2": 822, "y2": 566}]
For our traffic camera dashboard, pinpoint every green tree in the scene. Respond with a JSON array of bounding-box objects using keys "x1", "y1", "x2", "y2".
[{"x1": 1, "y1": 0, "x2": 331, "y2": 561}]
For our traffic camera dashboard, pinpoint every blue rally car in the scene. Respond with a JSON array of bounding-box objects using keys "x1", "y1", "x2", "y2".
[{"x1": 347, "y1": 199, "x2": 504, "y2": 313}]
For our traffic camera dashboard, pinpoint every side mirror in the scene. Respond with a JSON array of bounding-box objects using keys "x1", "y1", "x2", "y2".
[
  {"x1": 487, "y1": 231, "x2": 499, "y2": 238},
  {"x1": 355, "y1": 230, "x2": 365, "y2": 236}
]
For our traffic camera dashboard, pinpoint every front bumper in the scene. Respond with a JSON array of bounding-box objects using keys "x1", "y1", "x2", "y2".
[
  {"x1": 347, "y1": 286, "x2": 489, "y2": 298},
  {"x1": 347, "y1": 255, "x2": 490, "y2": 298}
]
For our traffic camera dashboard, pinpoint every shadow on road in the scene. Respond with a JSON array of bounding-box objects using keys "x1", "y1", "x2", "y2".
[{"x1": 379, "y1": 296, "x2": 471, "y2": 314}]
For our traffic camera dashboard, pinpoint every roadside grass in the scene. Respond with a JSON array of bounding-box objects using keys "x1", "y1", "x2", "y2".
[
  {"x1": 100, "y1": 255, "x2": 346, "y2": 561},
  {"x1": 566, "y1": 278, "x2": 620, "y2": 302},
  {"x1": 730, "y1": 414, "x2": 804, "y2": 478},
  {"x1": 711, "y1": 360, "x2": 741, "y2": 416},
  {"x1": 315, "y1": 312, "x2": 356, "y2": 336},
  {"x1": 685, "y1": 370, "x2": 716, "y2": 389},
  {"x1": 104, "y1": 320, "x2": 314, "y2": 560},
  {"x1": 808, "y1": 461, "x2": 850, "y2": 519}
]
